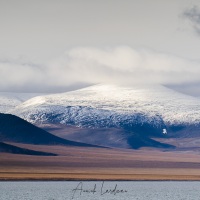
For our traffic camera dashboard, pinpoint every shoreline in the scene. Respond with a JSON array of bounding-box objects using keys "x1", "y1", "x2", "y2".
[{"x1": 1, "y1": 173, "x2": 200, "y2": 181}]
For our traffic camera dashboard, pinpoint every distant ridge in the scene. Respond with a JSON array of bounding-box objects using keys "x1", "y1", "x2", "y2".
[{"x1": 0, "y1": 92, "x2": 42, "y2": 113}]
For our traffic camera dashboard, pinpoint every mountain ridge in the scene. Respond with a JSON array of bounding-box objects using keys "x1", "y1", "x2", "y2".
[{"x1": 1, "y1": 84, "x2": 200, "y2": 149}]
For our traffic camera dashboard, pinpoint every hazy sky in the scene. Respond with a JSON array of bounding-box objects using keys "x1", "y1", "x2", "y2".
[{"x1": 1, "y1": 0, "x2": 200, "y2": 95}]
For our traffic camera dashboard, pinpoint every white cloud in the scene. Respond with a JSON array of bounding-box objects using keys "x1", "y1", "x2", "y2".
[
  {"x1": 1, "y1": 46, "x2": 200, "y2": 94},
  {"x1": 48, "y1": 46, "x2": 200, "y2": 86},
  {"x1": 0, "y1": 60, "x2": 44, "y2": 92}
]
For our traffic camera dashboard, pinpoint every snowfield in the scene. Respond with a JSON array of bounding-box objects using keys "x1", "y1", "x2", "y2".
[
  {"x1": 8, "y1": 84, "x2": 200, "y2": 130},
  {"x1": 0, "y1": 92, "x2": 44, "y2": 113}
]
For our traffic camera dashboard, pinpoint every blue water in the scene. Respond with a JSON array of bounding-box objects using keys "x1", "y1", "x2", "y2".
[{"x1": 0, "y1": 181, "x2": 200, "y2": 200}]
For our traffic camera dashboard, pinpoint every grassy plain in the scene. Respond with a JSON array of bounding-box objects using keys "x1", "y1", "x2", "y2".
[{"x1": 1, "y1": 143, "x2": 200, "y2": 180}]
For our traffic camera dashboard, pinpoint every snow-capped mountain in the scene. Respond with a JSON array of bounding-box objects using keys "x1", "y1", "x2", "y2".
[
  {"x1": 9, "y1": 84, "x2": 200, "y2": 137},
  {"x1": 0, "y1": 92, "x2": 43, "y2": 113}
]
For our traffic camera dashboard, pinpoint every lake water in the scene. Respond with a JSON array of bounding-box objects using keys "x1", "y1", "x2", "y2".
[{"x1": 0, "y1": 181, "x2": 200, "y2": 200}]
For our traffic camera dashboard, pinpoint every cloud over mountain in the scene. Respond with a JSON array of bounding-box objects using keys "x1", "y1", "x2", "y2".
[{"x1": 1, "y1": 46, "x2": 200, "y2": 95}]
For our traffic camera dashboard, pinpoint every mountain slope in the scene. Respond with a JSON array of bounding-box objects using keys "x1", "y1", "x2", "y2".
[
  {"x1": 0, "y1": 142, "x2": 56, "y2": 156},
  {"x1": 44, "y1": 125, "x2": 174, "y2": 149},
  {"x1": 0, "y1": 113, "x2": 99, "y2": 148}
]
